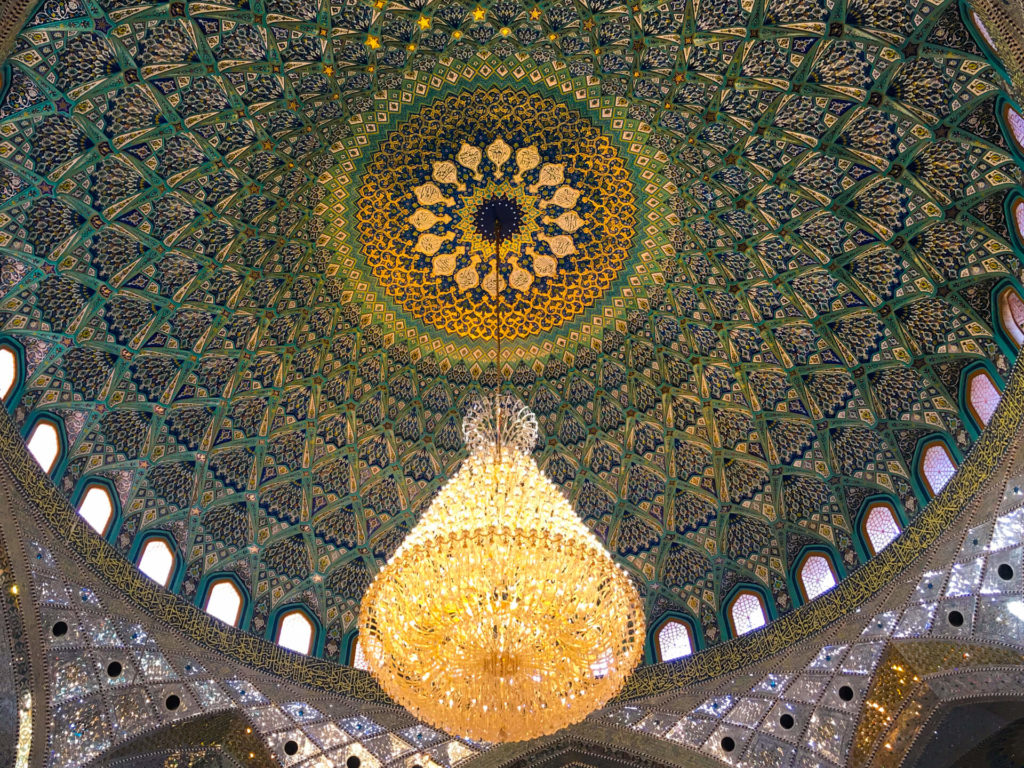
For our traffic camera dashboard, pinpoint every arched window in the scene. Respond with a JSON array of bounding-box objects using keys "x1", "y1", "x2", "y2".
[
  {"x1": 76, "y1": 483, "x2": 114, "y2": 536},
  {"x1": 728, "y1": 590, "x2": 767, "y2": 637},
  {"x1": 276, "y1": 609, "x2": 315, "y2": 655},
  {"x1": 203, "y1": 578, "x2": 243, "y2": 627},
  {"x1": 972, "y1": 10, "x2": 996, "y2": 47},
  {"x1": 26, "y1": 418, "x2": 61, "y2": 474},
  {"x1": 920, "y1": 440, "x2": 958, "y2": 497},
  {"x1": 0, "y1": 345, "x2": 17, "y2": 401},
  {"x1": 965, "y1": 368, "x2": 1002, "y2": 428},
  {"x1": 998, "y1": 286, "x2": 1024, "y2": 348},
  {"x1": 653, "y1": 618, "x2": 694, "y2": 662},
  {"x1": 1014, "y1": 198, "x2": 1024, "y2": 247},
  {"x1": 797, "y1": 553, "x2": 838, "y2": 602},
  {"x1": 862, "y1": 502, "x2": 902, "y2": 555},
  {"x1": 137, "y1": 537, "x2": 175, "y2": 587},
  {"x1": 350, "y1": 638, "x2": 369, "y2": 670},
  {"x1": 1006, "y1": 104, "x2": 1024, "y2": 153}
]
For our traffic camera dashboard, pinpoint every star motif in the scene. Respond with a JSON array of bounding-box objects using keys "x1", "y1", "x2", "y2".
[
  {"x1": 472, "y1": 6, "x2": 486, "y2": 20},
  {"x1": 529, "y1": 7, "x2": 541, "y2": 18},
  {"x1": 417, "y1": 15, "x2": 430, "y2": 29},
  {"x1": 366, "y1": 35, "x2": 380, "y2": 49},
  {"x1": 53, "y1": 98, "x2": 71, "y2": 113},
  {"x1": 323, "y1": 64, "x2": 333, "y2": 76},
  {"x1": 93, "y1": 17, "x2": 110, "y2": 33}
]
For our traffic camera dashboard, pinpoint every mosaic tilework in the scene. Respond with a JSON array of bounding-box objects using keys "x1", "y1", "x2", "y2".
[
  {"x1": 29, "y1": 536, "x2": 479, "y2": 768},
  {"x1": 583, "y1": 476, "x2": 1024, "y2": 768},
  {"x1": 352, "y1": 86, "x2": 638, "y2": 341},
  {"x1": 0, "y1": 0, "x2": 1022, "y2": 668}
]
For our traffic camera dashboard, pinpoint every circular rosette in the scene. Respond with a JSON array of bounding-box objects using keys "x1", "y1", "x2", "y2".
[{"x1": 355, "y1": 87, "x2": 637, "y2": 340}]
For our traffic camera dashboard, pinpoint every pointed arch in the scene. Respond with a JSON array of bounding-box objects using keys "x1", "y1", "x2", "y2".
[
  {"x1": 996, "y1": 284, "x2": 1024, "y2": 350},
  {"x1": 963, "y1": 0, "x2": 1012, "y2": 88},
  {"x1": 1012, "y1": 196, "x2": 1024, "y2": 252},
  {"x1": 24, "y1": 414, "x2": 63, "y2": 475},
  {"x1": 348, "y1": 636, "x2": 369, "y2": 670},
  {"x1": 916, "y1": 437, "x2": 960, "y2": 499},
  {"x1": 74, "y1": 480, "x2": 118, "y2": 537},
  {"x1": 963, "y1": 365, "x2": 1003, "y2": 431},
  {"x1": 859, "y1": 499, "x2": 903, "y2": 556},
  {"x1": 971, "y1": 8, "x2": 997, "y2": 49},
  {"x1": 794, "y1": 550, "x2": 839, "y2": 603},
  {"x1": 0, "y1": 339, "x2": 20, "y2": 403},
  {"x1": 201, "y1": 576, "x2": 246, "y2": 628},
  {"x1": 649, "y1": 615, "x2": 697, "y2": 663},
  {"x1": 724, "y1": 586, "x2": 771, "y2": 638},
  {"x1": 135, "y1": 535, "x2": 178, "y2": 588},
  {"x1": 1003, "y1": 102, "x2": 1024, "y2": 157},
  {"x1": 273, "y1": 607, "x2": 318, "y2": 656}
]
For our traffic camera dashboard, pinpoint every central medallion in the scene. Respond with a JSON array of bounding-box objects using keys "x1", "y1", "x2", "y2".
[
  {"x1": 355, "y1": 87, "x2": 637, "y2": 341},
  {"x1": 473, "y1": 194, "x2": 524, "y2": 243}
]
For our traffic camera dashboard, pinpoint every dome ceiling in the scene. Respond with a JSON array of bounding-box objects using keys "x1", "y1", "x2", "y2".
[{"x1": 0, "y1": 0, "x2": 1022, "y2": 665}]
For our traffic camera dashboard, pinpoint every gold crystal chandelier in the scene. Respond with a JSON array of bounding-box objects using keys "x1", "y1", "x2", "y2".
[{"x1": 358, "y1": 196, "x2": 645, "y2": 743}]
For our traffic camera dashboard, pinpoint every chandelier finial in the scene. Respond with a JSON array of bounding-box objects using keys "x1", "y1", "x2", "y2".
[{"x1": 462, "y1": 394, "x2": 538, "y2": 456}]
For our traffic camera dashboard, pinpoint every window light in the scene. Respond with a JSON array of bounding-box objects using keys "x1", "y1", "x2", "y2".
[
  {"x1": 966, "y1": 369, "x2": 1001, "y2": 428},
  {"x1": 999, "y1": 287, "x2": 1024, "y2": 348},
  {"x1": 972, "y1": 11, "x2": 995, "y2": 47},
  {"x1": 730, "y1": 591, "x2": 767, "y2": 636},
  {"x1": 137, "y1": 538, "x2": 175, "y2": 587},
  {"x1": 77, "y1": 484, "x2": 114, "y2": 536},
  {"x1": 863, "y1": 504, "x2": 901, "y2": 554},
  {"x1": 204, "y1": 579, "x2": 243, "y2": 627},
  {"x1": 26, "y1": 420, "x2": 60, "y2": 473},
  {"x1": 921, "y1": 441, "x2": 957, "y2": 497},
  {"x1": 352, "y1": 639, "x2": 369, "y2": 670},
  {"x1": 655, "y1": 619, "x2": 693, "y2": 662},
  {"x1": 277, "y1": 610, "x2": 314, "y2": 655},
  {"x1": 799, "y1": 554, "x2": 838, "y2": 601},
  {"x1": 1006, "y1": 105, "x2": 1024, "y2": 153},
  {"x1": 0, "y1": 346, "x2": 16, "y2": 401}
]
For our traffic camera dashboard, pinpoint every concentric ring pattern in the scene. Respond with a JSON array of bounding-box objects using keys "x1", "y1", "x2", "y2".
[
  {"x1": 353, "y1": 86, "x2": 638, "y2": 341},
  {"x1": 0, "y1": 0, "x2": 1023, "y2": 666}
]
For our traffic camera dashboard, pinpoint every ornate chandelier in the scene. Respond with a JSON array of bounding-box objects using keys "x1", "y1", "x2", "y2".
[
  {"x1": 358, "y1": 193, "x2": 645, "y2": 742},
  {"x1": 358, "y1": 396, "x2": 645, "y2": 742}
]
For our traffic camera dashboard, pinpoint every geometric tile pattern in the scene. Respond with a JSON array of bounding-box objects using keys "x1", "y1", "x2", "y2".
[
  {"x1": 0, "y1": 0, "x2": 1023, "y2": 665},
  {"x1": 594, "y1": 498, "x2": 1024, "y2": 768},
  {"x1": 29, "y1": 536, "x2": 478, "y2": 768}
]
